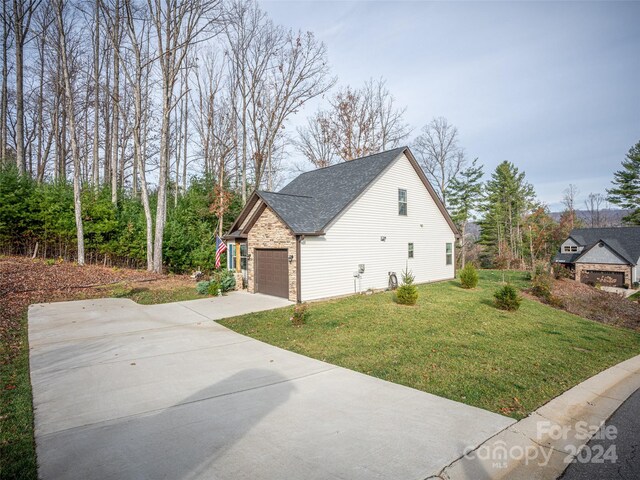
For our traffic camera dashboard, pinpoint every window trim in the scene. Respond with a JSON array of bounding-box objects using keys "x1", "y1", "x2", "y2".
[
  {"x1": 398, "y1": 188, "x2": 407, "y2": 216},
  {"x1": 408, "y1": 242, "x2": 414, "y2": 259},
  {"x1": 446, "y1": 242, "x2": 453, "y2": 265}
]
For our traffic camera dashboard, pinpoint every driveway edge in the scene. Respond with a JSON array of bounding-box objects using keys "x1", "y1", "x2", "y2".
[{"x1": 435, "y1": 354, "x2": 640, "y2": 480}]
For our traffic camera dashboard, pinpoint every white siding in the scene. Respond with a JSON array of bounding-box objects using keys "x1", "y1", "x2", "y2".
[{"x1": 300, "y1": 153, "x2": 456, "y2": 301}]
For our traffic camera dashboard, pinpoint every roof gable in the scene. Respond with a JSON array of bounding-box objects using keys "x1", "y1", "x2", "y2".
[
  {"x1": 227, "y1": 147, "x2": 459, "y2": 237},
  {"x1": 574, "y1": 240, "x2": 629, "y2": 265},
  {"x1": 568, "y1": 227, "x2": 640, "y2": 265}
]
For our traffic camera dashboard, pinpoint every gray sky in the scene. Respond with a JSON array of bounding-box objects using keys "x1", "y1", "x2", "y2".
[{"x1": 260, "y1": 0, "x2": 640, "y2": 211}]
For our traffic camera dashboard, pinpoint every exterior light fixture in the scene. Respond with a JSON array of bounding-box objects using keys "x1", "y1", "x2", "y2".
[
  {"x1": 288, "y1": 254, "x2": 294, "y2": 263},
  {"x1": 380, "y1": 236, "x2": 386, "y2": 242}
]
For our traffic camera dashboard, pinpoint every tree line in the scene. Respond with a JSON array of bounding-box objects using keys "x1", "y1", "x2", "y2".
[{"x1": 1, "y1": 0, "x2": 638, "y2": 272}]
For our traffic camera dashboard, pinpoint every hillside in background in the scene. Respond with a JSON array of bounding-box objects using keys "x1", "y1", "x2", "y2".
[{"x1": 548, "y1": 209, "x2": 630, "y2": 227}]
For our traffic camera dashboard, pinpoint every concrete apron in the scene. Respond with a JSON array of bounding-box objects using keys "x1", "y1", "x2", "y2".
[
  {"x1": 437, "y1": 354, "x2": 640, "y2": 480},
  {"x1": 28, "y1": 294, "x2": 514, "y2": 480}
]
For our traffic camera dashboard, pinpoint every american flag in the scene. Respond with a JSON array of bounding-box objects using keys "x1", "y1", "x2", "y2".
[{"x1": 215, "y1": 236, "x2": 227, "y2": 269}]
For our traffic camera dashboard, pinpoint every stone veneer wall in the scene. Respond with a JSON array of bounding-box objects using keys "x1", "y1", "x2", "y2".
[
  {"x1": 575, "y1": 263, "x2": 632, "y2": 286},
  {"x1": 247, "y1": 207, "x2": 297, "y2": 301}
]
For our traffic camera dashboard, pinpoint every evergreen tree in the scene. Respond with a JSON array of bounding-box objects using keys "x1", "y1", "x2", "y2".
[
  {"x1": 607, "y1": 140, "x2": 640, "y2": 225},
  {"x1": 447, "y1": 158, "x2": 483, "y2": 267},
  {"x1": 479, "y1": 161, "x2": 535, "y2": 268}
]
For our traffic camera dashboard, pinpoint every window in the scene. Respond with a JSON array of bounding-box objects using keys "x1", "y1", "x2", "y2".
[
  {"x1": 398, "y1": 189, "x2": 407, "y2": 216},
  {"x1": 564, "y1": 245, "x2": 578, "y2": 253},
  {"x1": 240, "y1": 243, "x2": 248, "y2": 271},
  {"x1": 563, "y1": 246, "x2": 571, "y2": 253},
  {"x1": 227, "y1": 243, "x2": 236, "y2": 270},
  {"x1": 408, "y1": 243, "x2": 414, "y2": 258},
  {"x1": 570, "y1": 246, "x2": 578, "y2": 252},
  {"x1": 446, "y1": 243, "x2": 453, "y2": 265}
]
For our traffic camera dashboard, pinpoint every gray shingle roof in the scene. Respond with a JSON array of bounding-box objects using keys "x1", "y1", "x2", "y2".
[
  {"x1": 553, "y1": 252, "x2": 581, "y2": 263},
  {"x1": 568, "y1": 227, "x2": 640, "y2": 265},
  {"x1": 260, "y1": 147, "x2": 407, "y2": 234}
]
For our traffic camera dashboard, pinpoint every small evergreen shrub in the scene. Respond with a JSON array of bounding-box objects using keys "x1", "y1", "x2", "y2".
[
  {"x1": 291, "y1": 303, "x2": 309, "y2": 326},
  {"x1": 396, "y1": 269, "x2": 418, "y2": 305},
  {"x1": 207, "y1": 281, "x2": 221, "y2": 296},
  {"x1": 196, "y1": 280, "x2": 210, "y2": 295},
  {"x1": 494, "y1": 284, "x2": 521, "y2": 311},
  {"x1": 459, "y1": 264, "x2": 479, "y2": 289}
]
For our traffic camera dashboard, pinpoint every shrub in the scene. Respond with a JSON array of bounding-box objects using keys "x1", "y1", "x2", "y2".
[
  {"x1": 459, "y1": 263, "x2": 479, "y2": 289},
  {"x1": 396, "y1": 269, "x2": 418, "y2": 305},
  {"x1": 196, "y1": 280, "x2": 210, "y2": 295},
  {"x1": 552, "y1": 264, "x2": 572, "y2": 280},
  {"x1": 634, "y1": 282, "x2": 640, "y2": 289},
  {"x1": 214, "y1": 269, "x2": 236, "y2": 293},
  {"x1": 291, "y1": 303, "x2": 309, "y2": 326},
  {"x1": 494, "y1": 284, "x2": 521, "y2": 311},
  {"x1": 531, "y1": 272, "x2": 552, "y2": 302},
  {"x1": 207, "y1": 281, "x2": 221, "y2": 296},
  {"x1": 548, "y1": 295, "x2": 564, "y2": 308}
]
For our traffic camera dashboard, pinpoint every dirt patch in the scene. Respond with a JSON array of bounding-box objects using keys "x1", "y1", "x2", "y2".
[
  {"x1": 550, "y1": 278, "x2": 640, "y2": 330},
  {"x1": 0, "y1": 256, "x2": 193, "y2": 364}
]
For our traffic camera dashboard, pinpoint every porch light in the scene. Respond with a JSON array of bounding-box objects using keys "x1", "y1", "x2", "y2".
[
  {"x1": 380, "y1": 236, "x2": 386, "y2": 242},
  {"x1": 288, "y1": 254, "x2": 294, "y2": 263}
]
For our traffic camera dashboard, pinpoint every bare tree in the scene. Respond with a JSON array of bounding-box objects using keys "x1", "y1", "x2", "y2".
[
  {"x1": 148, "y1": 0, "x2": 219, "y2": 273},
  {"x1": 584, "y1": 192, "x2": 605, "y2": 228},
  {"x1": 13, "y1": 0, "x2": 42, "y2": 172},
  {"x1": 0, "y1": 0, "x2": 11, "y2": 161},
  {"x1": 562, "y1": 183, "x2": 579, "y2": 230},
  {"x1": 91, "y1": 0, "x2": 100, "y2": 187},
  {"x1": 54, "y1": 0, "x2": 84, "y2": 264},
  {"x1": 223, "y1": 0, "x2": 267, "y2": 203},
  {"x1": 413, "y1": 117, "x2": 465, "y2": 208},
  {"x1": 295, "y1": 113, "x2": 336, "y2": 168},
  {"x1": 247, "y1": 27, "x2": 334, "y2": 190},
  {"x1": 297, "y1": 78, "x2": 408, "y2": 166}
]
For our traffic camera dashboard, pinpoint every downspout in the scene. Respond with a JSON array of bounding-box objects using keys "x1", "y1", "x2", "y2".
[{"x1": 296, "y1": 235, "x2": 303, "y2": 304}]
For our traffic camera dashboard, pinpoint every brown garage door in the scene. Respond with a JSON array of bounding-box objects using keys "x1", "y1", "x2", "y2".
[
  {"x1": 254, "y1": 249, "x2": 289, "y2": 298},
  {"x1": 581, "y1": 270, "x2": 625, "y2": 287}
]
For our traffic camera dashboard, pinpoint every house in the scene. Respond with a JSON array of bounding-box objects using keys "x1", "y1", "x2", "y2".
[
  {"x1": 553, "y1": 227, "x2": 640, "y2": 287},
  {"x1": 224, "y1": 147, "x2": 459, "y2": 302}
]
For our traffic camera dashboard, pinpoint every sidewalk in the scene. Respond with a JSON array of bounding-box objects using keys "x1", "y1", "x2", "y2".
[{"x1": 434, "y1": 354, "x2": 640, "y2": 480}]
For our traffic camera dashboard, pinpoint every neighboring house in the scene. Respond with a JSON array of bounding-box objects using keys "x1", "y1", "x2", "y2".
[
  {"x1": 553, "y1": 227, "x2": 640, "y2": 287},
  {"x1": 224, "y1": 147, "x2": 459, "y2": 302}
]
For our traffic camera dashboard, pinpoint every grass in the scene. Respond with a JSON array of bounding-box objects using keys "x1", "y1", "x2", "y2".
[
  {"x1": 628, "y1": 290, "x2": 640, "y2": 301},
  {"x1": 0, "y1": 314, "x2": 38, "y2": 480},
  {"x1": 220, "y1": 270, "x2": 640, "y2": 419},
  {"x1": 104, "y1": 284, "x2": 205, "y2": 304}
]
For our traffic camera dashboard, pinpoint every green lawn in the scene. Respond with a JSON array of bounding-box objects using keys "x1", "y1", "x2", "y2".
[
  {"x1": 105, "y1": 284, "x2": 205, "y2": 304},
  {"x1": 0, "y1": 314, "x2": 38, "y2": 480},
  {"x1": 220, "y1": 270, "x2": 640, "y2": 419}
]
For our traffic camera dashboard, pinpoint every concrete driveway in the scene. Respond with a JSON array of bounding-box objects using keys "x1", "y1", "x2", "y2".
[{"x1": 29, "y1": 292, "x2": 514, "y2": 480}]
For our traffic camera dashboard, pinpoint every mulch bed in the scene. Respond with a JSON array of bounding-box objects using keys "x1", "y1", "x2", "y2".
[{"x1": 550, "y1": 278, "x2": 640, "y2": 330}]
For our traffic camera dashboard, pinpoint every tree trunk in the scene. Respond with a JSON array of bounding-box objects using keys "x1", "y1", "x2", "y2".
[
  {"x1": 14, "y1": 0, "x2": 25, "y2": 172},
  {"x1": 55, "y1": 0, "x2": 85, "y2": 265},
  {"x1": 92, "y1": 0, "x2": 100, "y2": 187},
  {"x1": 110, "y1": 0, "x2": 120, "y2": 204},
  {"x1": 0, "y1": 0, "x2": 8, "y2": 162}
]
